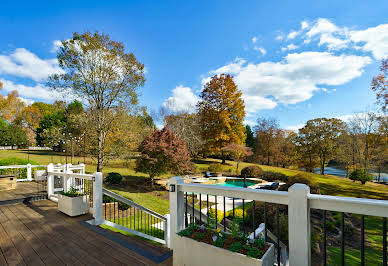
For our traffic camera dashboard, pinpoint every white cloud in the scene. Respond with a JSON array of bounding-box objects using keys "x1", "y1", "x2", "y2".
[
  {"x1": 281, "y1": 43, "x2": 299, "y2": 52},
  {"x1": 252, "y1": 36, "x2": 259, "y2": 43},
  {"x1": 243, "y1": 95, "x2": 277, "y2": 113},
  {"x1": 301, "y1": 20, "x2": 309, "y2": 30},
  {"x1": 285, "y1": 124, "x2": 305, "y2": 132},
  {"x1": 305, "y1": 18, "x2": 350, "y2": 50},
  {"x1": 350, "y1": 24, "x2": 388, "y2": 60},
  {"x1": 0, "y1": 48, "x2": 63, "y2": 82},
  {"x1": 0, "y1": 79, "x2": 69, "y2": 102},
  {"x1": 244, "y1": 120, "x2": 256, "y2": 127},
  {"x1": 301, "y1": 18, "x2": 388, "y2": 57},
  {"x1": 287, "y1": 30, "x2": 300, "y2": 40},
  {"x1": 204, "y1": 52, "x2": 371, "y2": 110},
  {"x1": 275, "y1": 34, "x2": 284, "y2": 41},
  {"x1": 254, "y1": 46, "x2": 267, "y2": 55},
  {"x1": 162, "y1": 85, "x2": 199, "y2": 113},
  {"x1": 51, "y1": 40, "x2": 63, "y2": 53}
]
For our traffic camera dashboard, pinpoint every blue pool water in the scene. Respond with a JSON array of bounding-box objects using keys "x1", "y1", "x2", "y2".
[{"x1": 212, "y1": 181, "x2": 256, "y2": 188}]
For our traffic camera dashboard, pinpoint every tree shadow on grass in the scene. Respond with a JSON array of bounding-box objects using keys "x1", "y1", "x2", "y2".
[{"x1": 105, "y1": 175, "x2": 167, "y2": 194}]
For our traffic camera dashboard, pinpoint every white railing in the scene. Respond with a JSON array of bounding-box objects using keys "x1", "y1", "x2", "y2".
[
  {"x1": 46, "y1": 163, "x2": 103, "y2": 225},
  {"x1": 168, "y1": 176, "x2": 388, "y2": 266},
  {"x1": 102, "y1": 188, "x2": 169, "y2": 245},
  {"x1": 0, "y1": 164, "x2": 47, "y2": 181}
]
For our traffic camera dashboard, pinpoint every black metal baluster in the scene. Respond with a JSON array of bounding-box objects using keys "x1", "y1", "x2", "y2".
[
  {"x1": 276, "y1": 204, "x2": 280, "y2": 266},
  {"x1": 383, "y1": 217, "x2": 387, "y2": 266},
  {"x1": 252, "y1": 201, "x2": 255, "y2": 238},
  {"x1": 199, "y1": 194, "x2": 202, "y2": 224},
  {"x1": 206, "y1": 194, "x2": 209, "y2": 217},
  {"x1": 263, "y1": 202, "x2": 267, "y2": 240},
  {"x1": 129, "y1": 206, "x2": 131, "y2": 229},
  {"x1": 215, "y1": 195, "x2": 218, "y2": 229},
  {"x1": 323, "y1": 210, "x2": 327, "y2": 266},
  {"x1": 361, "y1": 215, "x2": 365, "y2": 266},
  {"x1": 185, "y1": 192, "x2": 188, "y2": 227},
  {"x1": 113, "y1": 199, "x2": 116, "y2": 224},
  {"x1": 232, "y1": 198, "x2": 235, "y2": 219},
  {"x1": 138, "y1": 209, "x2": 140, "y2": 231},
  {"x1": 223, "y1": 196, "x2": 226, "y2": 231},
  {"x1": 104, "y1": 198, "x2": 107, "y2": 220},
  {"x1": 341, "y1": 212, "x2": 345, "y2": 266},
  {"x1": 242, "y1": 199, "x2": 245, "y2": 234},
  {"x1": 192, "y1": 192, "x2": 195, "y2": 224}
]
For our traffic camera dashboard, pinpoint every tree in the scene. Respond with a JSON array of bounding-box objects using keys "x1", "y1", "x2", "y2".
[
  {"x1": 254, "y1": 117, "x2": 279, "y2": 165},
  {"x1": 371, "y1": 59, "x2": 387, "y2": 113},
  {"x1": 164, "y1": 113, "x2": 204, "y2": 157},
  {"x1": 48, "y1": 31, "x2": 145, "y2": 171},
  {"x1": 221, "y1": 143, "x2": 252, "y2": 172},
  {"x1": 197, "y1": 74, "x2": 246, "y2": 164},
  {"x1": 0, "y1": 124, "x2": 28, "y2": 148},
  {"x1": 297, "y1": 118, "x2": 346, "y2": 175},
  {"x1": 135, "y1": 127, "x2": 191, "y2": 185},
  {"x1": 245, "y1": 125, "x2": 255, "y2": 148},
  {"x1": 0, "y1": 90, "x2": 25, "y2": 123},
  {"x1": 354, "y1": 112, "x2": 379, "y2": 171}
]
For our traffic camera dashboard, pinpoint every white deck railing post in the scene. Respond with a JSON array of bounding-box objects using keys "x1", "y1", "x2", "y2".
[
  {"x1": 47, "y1": 163, "x2": 54, "y2": 199},
  {"x1": 93, "y1": 172, "x2": 103, "y2": 225},
  {"x1": 288, "y1": 183, "x2": 311, "y2": 266},
  {"x1": 164, "y1": 214, "x2": 171, "y2": 248},
  {"x1": 26, "y1": 163, "x2": 32, "y2": 181},
  {"x1": 169, "y1": 176, "x2": 184, "y2": 250}
]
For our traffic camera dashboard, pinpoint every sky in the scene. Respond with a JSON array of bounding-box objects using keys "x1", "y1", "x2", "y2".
[{"x1": 0, "y1": 0, "x2": 387, "y2": 130}]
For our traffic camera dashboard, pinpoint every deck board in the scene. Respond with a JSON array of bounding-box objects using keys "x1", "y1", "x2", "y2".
[
  {"x1": 0, "y1": 181, "x2": 46, "y2": 202},
  {"x1": 0, "y1": 200, "x2": 172, "y2": 266}
]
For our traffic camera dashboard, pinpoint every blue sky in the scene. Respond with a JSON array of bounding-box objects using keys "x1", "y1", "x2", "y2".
[{"x1": 0, "y1": 0, "x2": 387, "y2": 129}]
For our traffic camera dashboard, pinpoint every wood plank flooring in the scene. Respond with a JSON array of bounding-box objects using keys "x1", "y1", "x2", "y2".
[
  {"x1": 0, "y1": 182, "x2": 46, "y2": 202},
  {"x1": 0, "y1": 200, "x2": 172, "y2": 266}
]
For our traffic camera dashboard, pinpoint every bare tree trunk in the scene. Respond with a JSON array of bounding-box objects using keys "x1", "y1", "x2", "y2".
[{"x1": 97, "y1": 129, "x2": 103, "y2": 172}]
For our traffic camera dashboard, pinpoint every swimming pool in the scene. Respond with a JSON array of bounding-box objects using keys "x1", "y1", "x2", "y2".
[{"x1": 212, "y1": 180, "x2": 256, "y2": 188}]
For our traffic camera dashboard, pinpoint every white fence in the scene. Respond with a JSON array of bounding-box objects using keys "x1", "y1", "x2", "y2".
[
  {"x1": 0, "y1": 164, "x2": 47, "y2": 181},
  {"x1": 169, "y1": 176, "x2": 388, "y2": 266}
]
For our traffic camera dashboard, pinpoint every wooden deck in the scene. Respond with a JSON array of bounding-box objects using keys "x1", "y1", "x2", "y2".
[
  {"x1": 0, "y1": 181, "x2": 46, "y2": 202},
  {"x1": 0, "y1": 200, "x2": 172, "y2": 265}
]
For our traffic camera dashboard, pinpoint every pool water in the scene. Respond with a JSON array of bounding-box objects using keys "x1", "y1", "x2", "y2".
[{"x1": 213, "y1": 181, "x2": 256, "y2": 188}]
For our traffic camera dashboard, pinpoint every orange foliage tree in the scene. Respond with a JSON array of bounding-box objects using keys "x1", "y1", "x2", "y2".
[{"x1": 197, "y1": 74, "x2": 246, "y2": 164}]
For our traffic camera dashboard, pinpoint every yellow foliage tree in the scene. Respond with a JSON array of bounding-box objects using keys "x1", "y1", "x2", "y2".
[{"x1": 197, "y1": 74, "x2": 246, "y2": 164}]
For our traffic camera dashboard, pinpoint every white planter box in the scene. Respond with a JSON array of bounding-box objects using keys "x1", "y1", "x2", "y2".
[
  {"x1": 58, "y1": 194, "x2": 90, "y2": 217},
  {"x1": 173, "y1": 234, "x2": 275, "y2": 266}
]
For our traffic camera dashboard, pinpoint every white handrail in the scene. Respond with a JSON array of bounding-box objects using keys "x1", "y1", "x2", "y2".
[
  {"x1": 179, "y1": 183, "x2": 289, "y2": 205},
  {"x1": 169, "y1": 176, "x2": 388, "y2": 266},
  {"x1": 47, "y1": 171, "x2": 94, "y2": 181}
]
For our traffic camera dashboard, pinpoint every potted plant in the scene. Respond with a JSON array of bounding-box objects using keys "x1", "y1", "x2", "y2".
[
  {"x1": 58, "y1": 185, "x2": 89, "y2": 217},
  {"x1": 173, "y1": 220, "x2": 274, "y2": 266}
]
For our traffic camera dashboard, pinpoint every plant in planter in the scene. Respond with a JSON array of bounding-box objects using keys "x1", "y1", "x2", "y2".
[
  {"x1": 173, "y1": 222, "x2": 274, "y2": 266},
  {"x1": 58, "y1": 185, "x2": 90, "y2": 217}
]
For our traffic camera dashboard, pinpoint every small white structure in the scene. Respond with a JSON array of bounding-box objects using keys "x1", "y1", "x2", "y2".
[
  {"x1": 58, "y1": 194, "x2": 90, "y2": 217},
  {"x1": 173, "y1": 234, "x2": 274, "y2": 266}
]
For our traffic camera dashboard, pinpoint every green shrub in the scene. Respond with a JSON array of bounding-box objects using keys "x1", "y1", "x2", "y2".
[
  {"x1": 349, "y1": 169, "x2": 373, "y2": 184},
  {"x1": 261, "y1": 171, "x2": 288, "y2": 182},
  {"x1": 208, "y1": 163, "x2": 224, "y2": 173},
  {"x1": 240, "y1": 165, "x2": 263, "y2": 178},
  {"x1": 105, "y1": 172, "x2": 123, "y2": 184}
]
